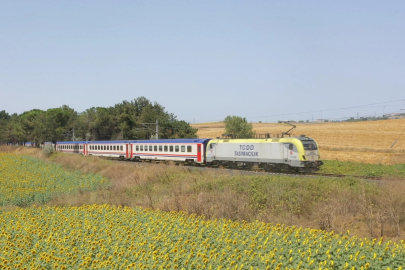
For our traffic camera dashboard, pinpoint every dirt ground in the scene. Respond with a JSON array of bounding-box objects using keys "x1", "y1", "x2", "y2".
[{"x1": 192, "y1": 119, "x2": 405, "y2": 164}]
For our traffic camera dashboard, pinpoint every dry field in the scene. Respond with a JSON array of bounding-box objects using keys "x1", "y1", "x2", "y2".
[{"x1": 192, "y1": 118, "x2": 405, "y2": 165}]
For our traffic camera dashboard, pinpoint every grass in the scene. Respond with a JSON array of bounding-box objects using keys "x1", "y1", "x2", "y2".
[
  {"x1": 0, "y1": 153, "x2": 109, "y2": 207},
  {"x1": 1, "y1": 146, "x2": 405, "y2": 240},
  {"x1": 320, "y1": 160, "x2": 405, "y2": 178}
]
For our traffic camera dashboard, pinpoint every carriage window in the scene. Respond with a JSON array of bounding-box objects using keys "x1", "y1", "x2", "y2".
[
  {"x1": 289, "y1": 144, "x2": 293, "y2": 150},
  {"x1": 175, "y1": 146, "x2": 179, "y2": 152},
  {"x1": 159, "y1": 145, "x2": 162, "y2": 152},
  {"x1": 164, "y1": 146, "x2": 168, "y2": 152},
  {"x1": 154, "y1": 145, "x2": 157, "y2": 151},
  {"x1": 181, "y1": 146, "x2": 185, "y2": 152},
  {"x1": 169, "y1": 146, "x2": 173, "y2": 152},
  {"x1": 149, "y1": 145, "x2": 153, "y2": 151},
  {"x1": 140, "y1": 145, "x2": 143, "y2": 151},
  {"x1": 107, "y1": 146, "x2": 109, "y2": 151},
  {"x1": 136, "y1": 146, "x2": 139, "y2": 151},
  {"x1": 120, "y1": 146, "x2": 123, "y2": 151},
  {"x1": 187, "y1": 146, "x2": 192, "y2": 152}
]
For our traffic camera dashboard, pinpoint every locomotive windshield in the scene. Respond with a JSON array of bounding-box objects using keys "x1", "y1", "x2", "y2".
[{"x1": 303, "y1": 141, "x2": 318, "y2": 150}]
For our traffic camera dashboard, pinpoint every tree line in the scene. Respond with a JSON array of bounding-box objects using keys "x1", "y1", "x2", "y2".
[{"x1": 0, "y1": 97, "x2": 198, "y2": 144}]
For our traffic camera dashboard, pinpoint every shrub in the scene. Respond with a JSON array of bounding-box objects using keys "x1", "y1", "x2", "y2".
[{"x1": 42, "y1": 144, "x2": 54, "y2": 157}]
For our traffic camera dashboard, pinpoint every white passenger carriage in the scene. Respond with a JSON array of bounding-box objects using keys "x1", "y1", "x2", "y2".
[
  {"x1": 87, "y1": 140, "x2": 131, "y2": 158},
  {"x1": 130, "y1": 139, "x2": 210, "y2": 164},
  {"x1": 56, "y1": 141, "x2": 87, "y2": 155}
]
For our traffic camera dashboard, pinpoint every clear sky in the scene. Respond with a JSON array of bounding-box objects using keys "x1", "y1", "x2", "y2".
[{"x1": 1, "y1": 1, "x2": 404, "y2": 123}]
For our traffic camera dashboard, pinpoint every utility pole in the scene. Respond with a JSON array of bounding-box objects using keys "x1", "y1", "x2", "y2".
[
  {"x1": 137, "y1": 120, "x2": 159, "y2": 139},
  {"x1": 156, "y1": 119, "x2": 159, "y2": 140},
  {"x1": 73, "y1": 128, "x2": 75, "y2": 141}
]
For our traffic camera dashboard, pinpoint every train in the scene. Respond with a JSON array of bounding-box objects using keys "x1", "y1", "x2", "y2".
[{"x1": 56, "y1": 135, "x2": 323, "y2": 172}]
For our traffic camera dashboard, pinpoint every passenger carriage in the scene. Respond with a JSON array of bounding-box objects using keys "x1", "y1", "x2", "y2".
[
  {"x1": 87, "y1": 140, "x2": 131, "y2": 158},
  {"x1": 56, "y1": 141, "x2": 88, "y2": 155},
  {"x1": 130, "y1": 139, "x2": 210, "y2": 164}
]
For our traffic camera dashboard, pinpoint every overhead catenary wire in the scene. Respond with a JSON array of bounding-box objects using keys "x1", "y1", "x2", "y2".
[{"x1": 190, "y1": 99, "x2": 405, "y2": 123}]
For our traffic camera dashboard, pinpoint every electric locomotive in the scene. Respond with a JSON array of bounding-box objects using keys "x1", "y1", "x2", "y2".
[{"x1": 206, "y1": 135, "x2": 323, "y2": 172}]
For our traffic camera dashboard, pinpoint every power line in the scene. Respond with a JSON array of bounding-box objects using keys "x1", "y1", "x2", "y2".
[{"x1": 190, "y1": 99, "x2": 405, "y2": 123}]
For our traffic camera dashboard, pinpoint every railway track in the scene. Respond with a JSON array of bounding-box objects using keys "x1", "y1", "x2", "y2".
[{"x1": 113, "y1": 158, "x2": 382, "y2": 180}]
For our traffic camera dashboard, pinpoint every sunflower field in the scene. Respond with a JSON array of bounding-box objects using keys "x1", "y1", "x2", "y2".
[
  {"x1": 0, "y1": 204, "x2": 404, "y2": 269},
  {"x1": 0, "y1": 153, "x2": 108, "y2": 206}
]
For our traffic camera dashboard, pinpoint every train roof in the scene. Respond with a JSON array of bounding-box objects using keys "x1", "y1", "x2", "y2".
[
  {"x1": 57, "y1": 139, "x2": 211, "y2": 144},
  {"x1": 57, "y1": 141, "x2": 88, "y2": 144},
  {"x1": 87, "y1": 140, "x2": 131, "y2": 144},
  {"x1": 130, "y1": 139, "x2": 211, "y2": 144}
]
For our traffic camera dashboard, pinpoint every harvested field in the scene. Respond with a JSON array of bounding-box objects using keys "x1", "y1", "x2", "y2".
[{"x1": 192, "y1": 118, "x2": 405, "y2": 165}]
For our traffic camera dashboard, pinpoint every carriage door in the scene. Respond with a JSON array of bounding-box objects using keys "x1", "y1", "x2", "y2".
[
  {"x1": 128, "y1": 143, "x2": 132, "y2": 158},
  {"x1": 83, "y1": 144, "x2": 86, "y2": 155},
  {"x1": 126, "y1": 144, "x2": 129, "y2": 158},
  {"x1": 197, "y1": 144, "x2": 202, "y2": 162}
]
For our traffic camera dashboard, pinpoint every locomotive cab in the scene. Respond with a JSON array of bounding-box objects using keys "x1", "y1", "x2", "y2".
[{"x1": 297, "y1": 136, "x2": 323, "y2": 171}]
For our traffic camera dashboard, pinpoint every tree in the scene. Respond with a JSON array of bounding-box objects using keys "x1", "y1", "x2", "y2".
[{"x1": 223, "y1": 115, "x2": 255, "y2": 138}]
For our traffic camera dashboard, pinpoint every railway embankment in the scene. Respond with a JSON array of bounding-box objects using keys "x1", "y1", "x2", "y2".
[{"x1": 1, "y1": 145, "x2": 405, "y2": 240}]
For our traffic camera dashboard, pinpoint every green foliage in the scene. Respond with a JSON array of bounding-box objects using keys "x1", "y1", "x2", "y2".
[
  {"x1": 0, "y1": 153, "x2": 109, "y2": 206},
  {"x1": 223, "y1": 115, "x2": 255, "y2": 138},
  {"x1": 0, "y1": 96, "x2": 197, "y2": 144},
  {"x1": 41, "y1": 144, "x2": 55, "y2": 157},
  {"x1": 320, "y1": 160, "x2": 405, "y2": 178}
]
